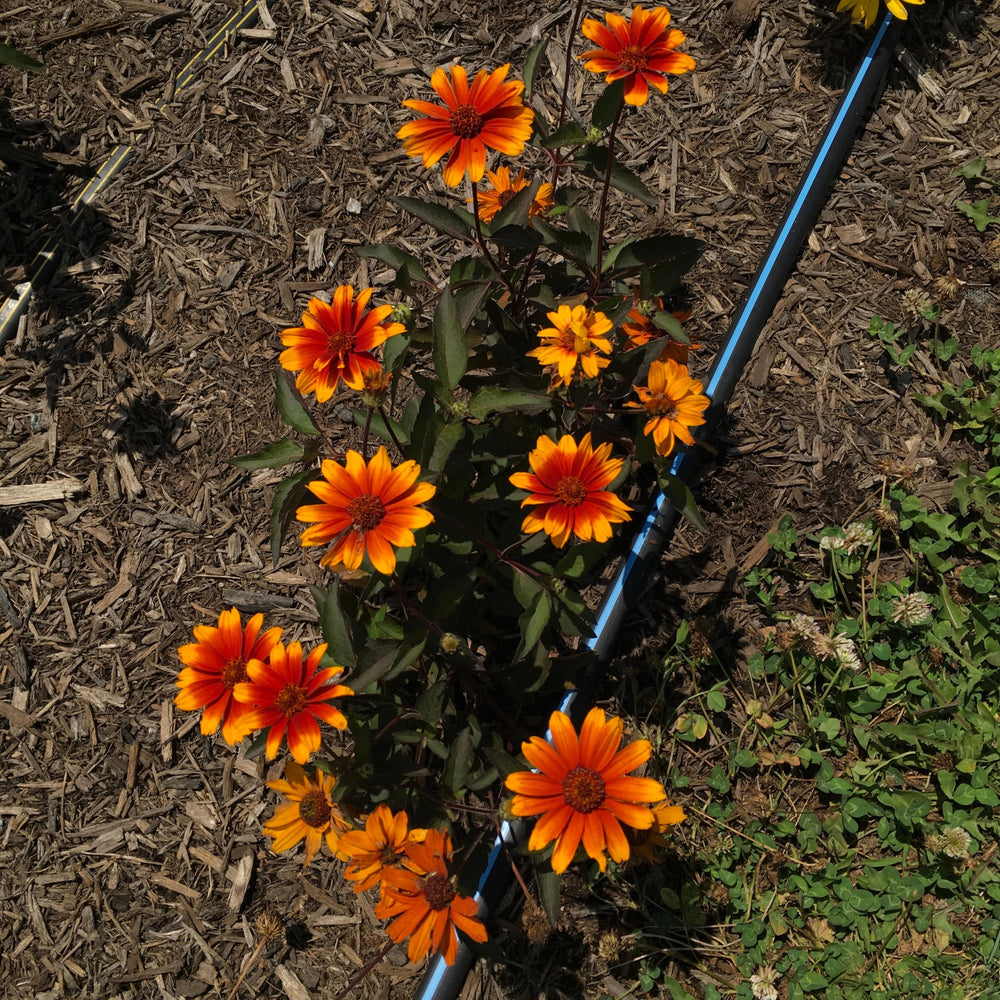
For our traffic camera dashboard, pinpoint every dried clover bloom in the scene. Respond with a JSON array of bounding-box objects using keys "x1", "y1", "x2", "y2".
[
  {"x1": 872, "y1": 502, "x2": 899, "y2": 531},
  {"x1": 900, "y1": 287, "x2": 932, "y2": 322},
  {"x1": 891, "y1": 592, "x2": 933, "y2": 626}
]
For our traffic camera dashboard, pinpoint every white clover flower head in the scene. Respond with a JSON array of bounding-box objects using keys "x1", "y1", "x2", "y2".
[
  {"x1": 750, "y1": 965, "x2": 779, "y2": 1000},
  {"x1": 891, "y1": 592, "x2": 933, "y2": 626},
  {"x1": 842, "y1": 521, "x2": 875, "y2": 554},
  {"x1": 940, "y1": 826, "x2": 972, "y2": 860},
  {"x1": 819, "y1": 533, "x2": 846, "y2": 553},
  {"x1": 789, "y1": 613, "x2": 821, "y2": 641},
  {"x1": 831, "y1": 633, "x2": 862, "y2": 672},
  {"x1": 901, "y1": 287, "x2": 932, "y2": 321}
]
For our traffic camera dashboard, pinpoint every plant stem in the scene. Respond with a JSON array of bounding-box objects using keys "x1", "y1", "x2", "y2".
[
  {"x1": 329, "y1": 941, "x2": 395, "y2": 1000},
  {"x1": 378, "y1": 406, "x2": 405, "y2": 456},
  {"x1": 592, "y1": 94, "x2": 626, "y2": 300},
  {"x1": 557, "y1": 0, "x2": 586, "y2": 130},
  {"x1": 361, "y1": 405, "x2": 373, "y2": 460},
  {"x1": 470, "y1": 182, "x2": 504, "y2": 278}
]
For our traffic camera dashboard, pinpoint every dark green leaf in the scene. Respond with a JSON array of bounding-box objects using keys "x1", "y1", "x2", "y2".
[
  {"x1": 273, "y1": 372, "x2": 320, "y2": 436},
  {"x1": 320, "y1": 578, "x2": 356, "y2": 670},
  {"x1": 514, "y1": 592, "x2": 551, "y2": 660},
  {"x1": 0, "y1": 43, "x2": 43, "y2": 72},
  {"x1": 355, "y1": 243, "x2": 429, "y2": 282},
  {"x1": 489, "y1": 224, "x2": 543, "y2": 251},
  {"x1": 537, "y1": 867, "x2": 561, "y2": 927},
  {"x1": 533, "y1": 219, "x2": 594, "y2": 266},
  {"x1": 660, "y1": 472, "x2": 708, "y2": 533},
  {"x1": 571, "y1": 145, "x2": 656, "y2": 206},
  {"x1": 428, "y1": 421, "x2": 466, "y2": 473},
  {"x1": 269, "y1": 468, "x2": 317, "y2": 565},
  {"x1": 468, "y1": 386, "x2": 551, "y2": 419},
  {"x1": 651, "y1": 310, "x2": 689, "y2": 341},
  {"x1": 523, "y1": 37, "x2": 547, "y2": 99},
  {"x1": 442, "y1": 727, "x2": 473, "y2": 795},
  {"x1": 417, "y1": 679, "x2": 448, "y2": 725},
  {"x1": 540, "y1": 121, "x2": 589, "y2": 149},
  {"x1": 592, "y1": 79, "x2": 625, "y2": 130},
  {"x1": 481, "y1": 745, "x2": 524, "y2": 778},
  {"x1": 433, "y1": 289, "x2": 468, "y2": 391},
  {"x1": 607, "y1": 234, "x2": 705, "y2": 273},
  {"x1": 453, "y1": 279, "x2": 493, "y2": 332},
  {"x1": 492, "y1": 177, "x2": 542, "y2": 231},
  {"x1": 231, "y1": 438, "x2": 306, "y2": 470},
  {"x1": 394, "y1": 195, "x2": 473, "y2": 240}
]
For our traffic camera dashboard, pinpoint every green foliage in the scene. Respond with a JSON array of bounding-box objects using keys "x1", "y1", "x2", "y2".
[
  {"x1": 0, "y1": 42, "x2": 43, "y2": 71},
  {"x1": 955, "y1": 155, "x2": 1000, "y2": 230}
]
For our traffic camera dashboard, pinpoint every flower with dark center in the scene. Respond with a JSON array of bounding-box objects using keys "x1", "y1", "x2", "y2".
[
  {"x1": 338, "y1": 805, "x2": 419, "y2": 893},
  {"x1": 398, "y1": 64, "x2": 534, "y2": 187},
  {"x1": 580, "y1": 6, "x2": 695, "y2": 107},
  {"x1": 233, "y1": 640, "x2": 353, "y2": 764},
  {"x1": 175, "y1": 608, "x2": 283, "y2": 745},
  {"x1": 505, "y1": 707, "x2": 671, "y2": 873},
  {"x1": 469, "y1": 166, "x2": 554, "y2": 224},
  {"x1": 626, "y1": 358, "x2": 709, "y2": 457},
  {"x1": 296, "y1": 447, "x2": 436, "y2": 575},
  {"x1": 509, "y1": 433, "x2": 631, "y2": 548},
  {"x1": 279, "y1": 287, "x2": 405, "y2": 403},
  {"x1": 262, "y1": 762, "x2": 351, "y2": 865},
  {"x1": 375, "y1": 829, "x2": 487, "y2": 965}
]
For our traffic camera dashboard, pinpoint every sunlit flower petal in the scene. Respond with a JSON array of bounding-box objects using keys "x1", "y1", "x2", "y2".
[
  {"x1": 468, "y1": 166, "x2": 554, "y2": 224},
  {"x1": 626, "y1": 358, "x2": 709, "y2": 458},
  {"x1": 527, "y1": 304, "x2": 613, "y2": 389}
]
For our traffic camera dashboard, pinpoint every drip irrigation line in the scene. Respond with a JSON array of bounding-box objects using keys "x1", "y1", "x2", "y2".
[
  {"x1": 0, "y1": 1, "x2": 261, "y2": 346},
  {"x1": 414, "y1": 12, "x2": 901, "y2": 1000}
]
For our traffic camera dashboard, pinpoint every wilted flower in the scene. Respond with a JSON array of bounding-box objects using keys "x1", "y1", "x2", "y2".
[{"x1": 900, "y1": 287, "x2": 933, "y2": 322}]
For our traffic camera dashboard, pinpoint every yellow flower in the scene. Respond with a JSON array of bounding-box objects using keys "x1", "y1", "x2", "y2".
[
  {"x1": 470, "y1": 166, "x2": 554, "y2": 223},
  {"x1": 527, "y1": 304, "x2": 613, "y2": 388},
  {"x1": 837, "y1": 0, "x2": 922, "y2": 29},
  {"x1": 626, "y1": 358, "x2": 709, "y2": 457}
]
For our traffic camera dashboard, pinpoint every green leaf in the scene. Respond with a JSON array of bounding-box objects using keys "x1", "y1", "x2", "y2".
[
  {"x1": 592, "y1": 79, "x2": 625, "y2": 130},
  {"x1": 488, "y1": 224, "x2": 543, "y2": 251},
  {"x1": 537, "y1": 866, "x2": 561, "y2": 927},
  {"x1": 955, "y1": 156, "x2": 988, "y2": 181},
  {"x1": 540, "y1": 121, "x2": 589, "y2": 149},
  {"x1": 514, "y1": 592, "x2": 552, "y2": 661},
  {"x1": 468, "y1": 386, "x2": 551, "y2": 419},
  {"x1": 273, "y1": 372, "x2": 320, "y2": 436},
  {"x1": 394, "y1": 195, "x2": 473, "y2": 240},
  {"x1": 417, "y1": 679, "x2": 448, "y2": 726},
  {"x1": 956, "y1": 197, "x2": 1000, "y2": 232},
  {"x1": 660, "y1": 473, "x2": 708, "y2": 533},
  {"x1": 355, "y1": 243, "x2": 429, "y2": 283},
  {"x1": 269, "y1": 468, "x2": 316, "y2": 565},
  {"x1": 523, "y1": 37, "x2": 547, "y2": 99},
  {"x1": 432, "y1": 289, "x2": 468, "y2": 391},
  {"x1": 427, "y1": 421, "x2": 466, "y2": 473},
  {"x1": 533, "y1": 218, "x2": 595, "y2": 266},
  {"x1": 492, "y1": 177, "x2": 541, "y2": 231},
  {"x1": 571, "y1": 145, "x2": 656, "y2": 206},
  {"x1": 442, "y1": 727, "x2": 473, "y2": 795},
  {"x1": 0, "y1": 43, "x2": 43, "y2": 72},
  {"x1": 607, "y1": 234, "x2": 705, "y2": 274},
  {"x1": 320, "y1": 578, "x2": 356, "y2": 670},
  {"x1": 453, "y1": 279, "x2": 493, "y2": 332},
  {"x1": 231, "y1": 438, "x2": 306, "y2": 470}
]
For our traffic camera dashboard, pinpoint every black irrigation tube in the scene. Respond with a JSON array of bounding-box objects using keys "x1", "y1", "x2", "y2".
[
  {"x1": 0, "y1": 1, "x2": 261, "y2": 345},
  {"x1": 414, "y1": 12, "x2": 903, "y2": 1000}
]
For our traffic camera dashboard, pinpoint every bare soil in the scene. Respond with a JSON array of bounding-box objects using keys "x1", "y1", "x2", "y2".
[{"x1": 1, "y1": 0, "x2": 999, "y2": 997}]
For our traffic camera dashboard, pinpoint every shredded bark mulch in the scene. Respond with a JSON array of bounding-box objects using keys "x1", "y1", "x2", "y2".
[{"x1": 1, "y1": 0, "x2": 998, "y2": 996}]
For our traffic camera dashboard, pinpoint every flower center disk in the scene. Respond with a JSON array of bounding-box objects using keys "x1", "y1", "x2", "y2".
[
  {"x1": 299, "y1": 790, "x2": 332, "y2": 828},
  {"x1": 221, "y1": 657, "x2": 248, "y2": 690},
  {"x1": 275, "y1": 684, "x2": 308, "y2": 717},
  {"x1": 449, "y1": 105, "x2": 484, "y2": 138},
  {"x1": 347, "y1": 494, "x2": 386, "y2": 530},
  {"x1": 618, "y1": 44, "x2": 648, "y2": 71},
  {"x1": 423, "y1": 872, "x2": 456, "y2": 911},
  {"x1": 562, "y1": 765, "x2": 606, "y2": 813},
  {"x1": 554, "y1": 476, "x2": 587, "y2": 508},
  {"x1": 326, "y1": 329, "x2": 355, "y2": 355}
]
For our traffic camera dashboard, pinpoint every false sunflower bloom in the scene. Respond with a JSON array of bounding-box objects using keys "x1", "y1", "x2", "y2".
[
  {"x1": 629, "y1": 800, "x2": 687, "y2": 864},
  {"x1": 469, "y1": 167, "x2": 554, "y2": 224},
  {"x1": 296, "y1": 447, "x2": 436, "y2": 576},
  {"x1": 505, "y1": 707, "x2": 669, "y2": 873},
  {"x1": 838, "y1": 0, "x2": 922, "y2": 30},
  {"x1": 580, "y1": 6, "x2": 696, "y2": 107},
  {"x1": 627, "y1": 358, "x2": 709, "y2": 457},
  {"x1": 233, "y1": 640, "x2": 353, "y2": 764},
  {"x1": 622, "y1": 298, "x2": 698, "y2": 363},
  {"x1": 279, "y1": 287, "x2": 405, "y2": 403},
  {"x1": 398, "y1": 64, "x2": 535, "y2": 188},
  {"x1": 375, "y1": 828, "x2": 487, "y2": 965},
  {"x1": 528, "y1": 304, "x2": 613, "y2": 388},
  {"x1": 338, "y1": 804, "x2": 420, "y2": 893},
  {"x1": 509, "y1": 433, "x2": 631, "y2": 548},
  {"x1": 263, "y1": 761, "x2": 352, "y2": 865},
  {"x1": 174, "y1": 608, "x2": 283, "y2": 745}
]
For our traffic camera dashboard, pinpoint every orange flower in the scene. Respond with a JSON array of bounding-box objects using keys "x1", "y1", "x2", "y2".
[
  {"x1": 527, "y1": 304, "x2": 613, "y2": 388},
  {"x1": 580, "y1": 6, "x2": 696, "y2": 107},
  {"x1": 398, "y1": 64, "x2": 534, "y2": 188},
  {"x1": 174, "y1": 608, "x2": 283, "y2": 745},
  {"x1": 279, "y1": 287, "x2": 405, "y2": 403},
  {"x1": 622, "y1": 297, "x2": 698, "y2": 363},
  {"x1": 469, "y1": 167, "x2": 554, "y2": 224},
  {"x1": 509, "y1": 433, "x2": 631, "y2": 548},
  {"x1": 375, "y1": 828, "x2": 487, "y2": 965},
  {"x1": 627, "y1": 358, "x2": 709, "y2": 457},
  {"x1": 233, "y1": 640, "x2": 353, "y2": 764},
  {"x1": 296, "y1": 447, "x2": 436, "y2": 575},
  {"x1": 629, "y1": 800, "x2": 687, "y2": 864},
  {"x1": 505, "y1": 707, "x2": 668, "y2": 873},
  {"x1": 338, "y1": 805, "x2": 418, "y2": 893},
  {"x1": 263, "y1": 761, "x2": 352, "y2": 865}
]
